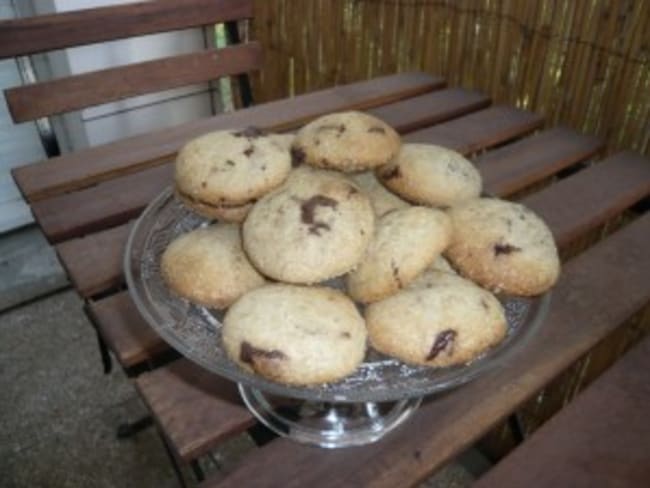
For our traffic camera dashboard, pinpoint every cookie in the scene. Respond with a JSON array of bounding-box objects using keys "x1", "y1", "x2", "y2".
[
  {"x1": 243, "y1": 167, "x2": 375, "y2": 283},
  {"x1": 346, "y1": 206, "x2": 452, "y2": 303},
  {"x1": 175, "y1": 190, "x2": 252, "y2": 222},
  {"x1": 292, "y1": 111, "x2": 401, "y2": 172},
  {"x1": 269, "y1": 132, "x2": 295, "y2": 151},
  {"x1": 376, "y1": 144, "x2": 482, "y2": 207},
  {"x1": 366, "y1": 274, "x2": 507, "y2": 367},
  {"x1": 175, "y1": 128, "x2": 291, "y2": 210},
  {"x1": 349, "y1": 171, "x2": 411, "y2": 217},
  {"x1": 408, "y1": 257, "x2": 458, "y2": 290},
  {"x1": 161, "y1": 224, "x2": 265, "y2": 308},
  {"x1": 222, "y1": 284, "x2": 367, "y2": 385},
  {"x1": 445, "y1": 198, "x2": 560, "y2": 296}
]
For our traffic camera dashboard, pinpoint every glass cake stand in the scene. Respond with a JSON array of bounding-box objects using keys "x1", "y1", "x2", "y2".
[{"x1": 124, "y1": 187, "x2": 551, "y2": 448}]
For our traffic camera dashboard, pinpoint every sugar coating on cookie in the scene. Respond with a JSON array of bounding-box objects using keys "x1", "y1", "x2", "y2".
[
  {"x1": 446, "y1": 198, "x2": 560, "y2": 296},
  {"x1": 346, "y1": 206, "x2": 452, "y2": 303},
  {"x1": 161, "y1": 224, "x2": 265, "y2": 308},
  {"x1": 243, "y1": 167, "x2": 375, "y2": 284},
  {"x1": 376, "y1": 144, "x2": 482, "y2": 207},
  {"x1": 175, "y1": 128, "x2": 291, "y2": 207},
  {"x1": 350, "y1": 171, "x2": 411, "y2": 217},
  {"x1": 222, "y1": 284, "x2": 367, "y2": 385},
  {"x1": 366, "y1": 274, "x2": 507, "y2": 367},
  {"x1": 292, "y1": 111, "x2": 401, "y2": 172}
]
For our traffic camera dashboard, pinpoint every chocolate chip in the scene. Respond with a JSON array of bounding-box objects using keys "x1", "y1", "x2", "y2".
[
  {"x1": 391, "y1": 260, "x2": 404, "y2": 288},
  {"x1": 347, "y1": 185, "x2": 359, "y2": 197},
  {"x1": 317, "y1": 123, "x2": 346, "y2": 136},
  {"x1": 226, "y1": 159, "x2": 235, "y2": 166},
  {"x1": 413, "y1": 450, "x2": 422, "y2": 461},
  {"x1": 240, "y1": 341, "x2": 287, "y2": 364},
  {"x1": 368, "y1": 126, "x2": 386, "y2": 134},
  {"x1": 291, "y1": 146, "x2": 306, "y2": 167},
  {"x1": 300, "y1": 195, "x2": 338, "y2": 235},
  {"x1": 201, "y1": 181, "x2": 207, "y2": 188},
  {"x1": 243, "y1": 146, "x2": 254, "y2": 156},
  {"x1": 261, "y1": 165, "x2": 267, "y2": 171},
  {"x1": 380, "y1": 166, "x2": 401, "y2": 180},
  {"x1": 426, "y1": 329, "x2": 457, "y2": 361},
  {"x1": 494, "y1": 243, "x2": 522, "y2": 256},
  {"x1": 341, "y1": 332, "x2": 351, "y2": 339},
  {"x1": 308, "y1": 222, "x2": 331, "y2": 235},
  {"x1": 233, "y1": 126, "x2": 264, "y2": 138},
  {"x1": 480, "y1": 298, "x2": 489, "y2": 310}
]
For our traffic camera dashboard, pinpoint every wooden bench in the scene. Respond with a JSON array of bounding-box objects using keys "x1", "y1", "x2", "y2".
[
  {"x1": 4, "y1": 10, "x2": 649, "y2": 483},
  {"x1": 474, "y1": 333, "x2": 650, "y2": 488}
]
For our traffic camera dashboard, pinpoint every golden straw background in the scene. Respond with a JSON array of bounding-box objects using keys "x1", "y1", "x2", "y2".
[{"x1": 251, "y1": 0, "x2": 649, "y2": 156}]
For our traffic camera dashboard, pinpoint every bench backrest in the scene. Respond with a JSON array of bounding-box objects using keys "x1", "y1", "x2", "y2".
[{"x1": 0, "y1": 0, "x2": 260, "y2": 124}]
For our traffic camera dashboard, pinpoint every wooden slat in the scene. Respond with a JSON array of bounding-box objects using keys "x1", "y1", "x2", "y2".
[
  {"x1": 34, "y1": 164, "x2": 172, "y2": 243},
  {"x1": 32, "y1": 84, "x2": 490, "y2": 244},
  {"x1": 404, "y1": 105, "x2": 544, "y2": 152},
  {"x1": 55, "y1": 222, "x2": 132, "y2": 297},
  {"x1": 479, "y1": 127, "x2": 604, "y2": 197},
  {"x1": 5, "y1": 44, "x2": 263, "y2": 123},
  {"x1": 366, "y1": 87, "x2": 491, "y2": 134},
  {"x1": 202, "y1": 212, "x2": 650, "y2": 488},
  {"x1": 135, "y1": 360, "x2": 256, "y2": 461},
  {"x1": 475, "y1": 334, "x2": 650, "y2": 488},
  {"x1": 87, "y1": 291, "x2": 166, "y2": 369},
  {"x1": 13, "y1": 72, "x2": 443, "y2": 202},
  {"x1": 0, "y1": 0, "x2": 253, "y2": 59},
  {"x1": 521, "y1": 151, "x2": 650, "y2": 248}
]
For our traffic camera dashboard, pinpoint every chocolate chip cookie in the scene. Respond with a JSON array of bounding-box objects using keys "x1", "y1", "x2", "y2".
[
  {"x1": 346, "y1": 206, "x2": 452, "y2": 303},
  {"x1": 445, "y1": 197, "x2": 560, "y2": 296},
  {"x1": 161, "y1": 224, "x2": 265, "y2": 308},
  {"x1": 376, "y1": 144, "x2": 482, "y2": 207},
  {"x1": 175, "y1": 128, "x2": 292, "y2": 216},
  {"x1": 366, "y1": 273, "x2": 507, "y2": 367},
  {"x1": 243, "y1": 167, "x2": 375, "y2": 283},
  {"x1": 349, "y1": 171, "x2": 411, "y2": 217},
  {"x1": 222, "y1": 284, "x2": 367, "y2": 385},
  {"x1": 292, "y1": 111, "x2": 400, "y2": 172}
]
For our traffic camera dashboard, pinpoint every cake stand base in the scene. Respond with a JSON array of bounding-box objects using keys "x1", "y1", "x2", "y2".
[{"x1": 238, "y1": 384, "x2": 422, "y2": 448}]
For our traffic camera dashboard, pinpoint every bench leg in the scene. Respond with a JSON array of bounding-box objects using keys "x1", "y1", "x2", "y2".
[
  {"x1": 95, "y1": 330, "x2": 113, "y2": 374},
  {"x1": 507, "y1": 412, "x2": 526, "y2": 444},
  {"x1": 116, "y1": 415, "x2": 154, "y2": 439}
]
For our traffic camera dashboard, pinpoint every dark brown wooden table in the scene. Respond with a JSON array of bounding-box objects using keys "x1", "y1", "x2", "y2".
[{"x1": 12, "y1": 72, "x2": 650, "y2": 487}]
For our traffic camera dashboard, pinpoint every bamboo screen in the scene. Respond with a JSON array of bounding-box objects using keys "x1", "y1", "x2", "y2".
[{"x1": 251, "y1": 0, "x2": 649, "y2": 156}]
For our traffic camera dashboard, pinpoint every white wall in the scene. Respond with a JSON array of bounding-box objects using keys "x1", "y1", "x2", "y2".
[{"x1": 0, "y1": 0, "x2": 44, "y2": 232}]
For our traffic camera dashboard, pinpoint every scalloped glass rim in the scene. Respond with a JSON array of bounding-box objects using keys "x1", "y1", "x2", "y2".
[{"x1": 124, "y1": 187, "x2": 551, "y2": 403}]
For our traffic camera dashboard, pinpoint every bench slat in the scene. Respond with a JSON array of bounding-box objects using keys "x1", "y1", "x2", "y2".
[
  {"x1": 474, "y1": 334, "x2": 650, "y2": 488},
  {"x1": 13, "y1": 72, "x2": 442, "y2": 202},
  {"x1": 55, "y1": 222, "x2": 131, "y2": 298},
  {"x1": 6, "y1": 44, "x2": 263, "y2": 123},
  {"x1": 32, "y1": 103, "x2": 538, "y2": 243},
  {"x1": 0, "y1": 0, "x2": 253, "y2": 59},
  {"x1": 33, "y1": 164, "x2": 172, "y2": 243},
  {"x1": 404, "y1": 105, "x2": 544, "y2": 151},
  {"x1": 479, "y1": 127, "x2": 604, "y2": 196},
  {"x1": 367, "y1": 87, "x2": 490, "y2": 134},
  {"x1": 135, "y1": 360, "x2": 256, "y2": 461},
  {"x1": 87, "y1": 291, "x2": 166, "y2": 369},
  {"x1": 522, "y1": 151, "x2": 650, "y2": 248},
  {"x1": 203, "y1": 212, "x2": 650, "y2": 488}
]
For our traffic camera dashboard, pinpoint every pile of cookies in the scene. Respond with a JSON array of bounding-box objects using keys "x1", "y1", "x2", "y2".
[{"x1": 160, "y1": 111, "x2": 560, "y2": 386}]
